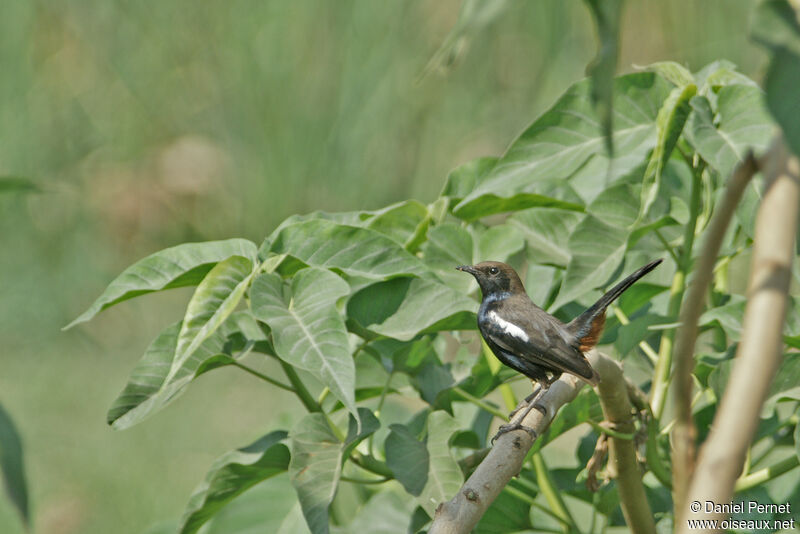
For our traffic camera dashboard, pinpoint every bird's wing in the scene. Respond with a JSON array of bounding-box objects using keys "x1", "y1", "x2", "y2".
[{"x1": 483, "y1": 300, "x2": 598, "y2": 384}]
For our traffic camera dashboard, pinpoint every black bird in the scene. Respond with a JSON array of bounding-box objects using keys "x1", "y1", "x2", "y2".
[{"x1": 457, "y1": 258, "x2": 662, "y2": 439}]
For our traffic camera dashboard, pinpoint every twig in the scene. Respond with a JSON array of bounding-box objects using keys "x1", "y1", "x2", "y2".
[
  {"x1": 429, "y1": 352, "x2": 656, "y2": 534},
  {"x1": 670, "y1": 153, "x2": 758, "y2": 511},
  {"x1": 678, "y1": 137, "x2": 800, "y2": 533}
]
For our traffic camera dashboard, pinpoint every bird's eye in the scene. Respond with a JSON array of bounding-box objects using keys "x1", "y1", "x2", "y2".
[{"x1": 489, "y1": 267, "x2": 499, "y2": 275}]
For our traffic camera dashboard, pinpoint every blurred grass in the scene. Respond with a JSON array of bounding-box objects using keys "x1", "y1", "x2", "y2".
[{"x1": 0, "y1": 1, "x2": 765, "y2": 533}]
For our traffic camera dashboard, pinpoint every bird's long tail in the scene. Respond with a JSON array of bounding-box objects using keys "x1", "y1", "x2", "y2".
[{"x1": 566, "y1": 259, "x2": 663, "y2": 351}]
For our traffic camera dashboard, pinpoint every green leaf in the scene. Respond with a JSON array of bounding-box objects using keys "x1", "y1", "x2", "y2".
[
  {"x1": 0, "y1": 176, "x2": 39, "y2": 194},
  {"x1": 754, "y1": 0, "x2": 800, "y2": 153},
  {"x1": 475, "y1": 224, "x2": 525, "y2": 263},
  {"x1": 251, "y1": 268, "x2": 358, "y2": 421},
  {"x1": 508, "y1": 208, "x2": 585, "y2": 267},
  {"x1": 551, "y1": 190, "x2": 635, "y2": 311},
  {"x1": 710, "y1": 353, "x2": 800, "y2": 415},
  {"x1": 107, "y1": 312, "x2": 258, "y2": 429},
  {"x1": 694, "y1": 60, "x2": 759, "y2": 90},
  {"x1": 179, "y1": 431, "x2": 291, "y2": 534},
  {"x1": 385, "y1": 424, "x2": 429, "y2": 496},
  {"x1": 65, "y1": 238, "x2": 258, "y2": 329},
  {"x1": 685, "y1": 86, "x2": 774, "y2": 177},
  {"x1": 440, "y1": 157, "x2": 498, "y2": 203},
  {"x1": 0, "y1": 403, "x2": 28, "y2": 528},
  {"x1": 365, "y1": 200, "x2": 430, "y2": 251},
  {"x1": 347, "y1": 277, "x2": 476, "y2": 341},
  {"x1": 422, "y1": 223, "x2": 473, "y2": 270},
  {"x1": 330, "y1": 491, "x2": 417, "y2": 534},
  {"x1": 170, "y1": 255, "x2": 256, "y2": 382},
  {"x1": 417, "y1": 411, "x2": 463, "y2": 516},
  {"x1": 289, "y1": 410, "x2": 378, "y2": 534},
  {"x1": 582, "y1": 0, "x2": 624, "y2": 155},
  {"x1": 453, "y1": 72, "x2": 673, "y2": 220},
  {"x1": 641, "y1": 83, "x2": 697, "y2": 217},
  {"x1": 642, "y1": 61, "x2": 695, "y2": 87},
  {"x1": 266, "y1": 219, "x2": 429, "y2": 280},
  {"x1": 474, "y1": 488, "x2": 534, "y2": 534},
  {"x1": 203, "y1": 474, "x2": 310, "y2": 534},
  {"x1": 762, "y1": 47, "x2": 800, "y2": 156}
]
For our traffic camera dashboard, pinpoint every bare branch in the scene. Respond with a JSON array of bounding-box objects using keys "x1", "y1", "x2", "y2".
[
  {"x1": 429, "y1": 351, "x2": 656, "y2": 534},
  {"x1": 678, "y1": 137, "x2": 800, "y2": 533},
  {"x1": 671, "y1": 153, "x2": 758, "y2": 510}
]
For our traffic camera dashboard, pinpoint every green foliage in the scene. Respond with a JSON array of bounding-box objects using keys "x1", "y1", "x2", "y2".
[
  {"x1": 0, "y1": 404, "x2": 28, "y2": 529},
  {"x1": 69, "y1": 3, "x2": 800, "y2": 531}
]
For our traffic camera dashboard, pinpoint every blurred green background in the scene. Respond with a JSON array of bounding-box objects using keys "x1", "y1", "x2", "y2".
[{"x1": 0, "y1": 1, "x2": 766, "y2": 533}]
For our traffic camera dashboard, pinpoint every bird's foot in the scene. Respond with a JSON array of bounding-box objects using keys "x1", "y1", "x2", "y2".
[{"x1": 492, "y1": 422, "x2": 538, "y2": 444}]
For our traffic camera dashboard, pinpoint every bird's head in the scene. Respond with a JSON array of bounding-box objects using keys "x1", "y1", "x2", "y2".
[{"x1": 456, "y1": 261, "x2": 525, "y2": 297}]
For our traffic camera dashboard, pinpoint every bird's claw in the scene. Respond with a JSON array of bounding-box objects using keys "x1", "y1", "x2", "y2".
[{"x1": 491, "y1": 422, "x2": 538, "y2": 444}]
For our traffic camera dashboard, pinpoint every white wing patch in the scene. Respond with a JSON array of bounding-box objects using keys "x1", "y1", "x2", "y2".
[{"x1": 488, "y1": 310, "x2": 529, "y2": 342}]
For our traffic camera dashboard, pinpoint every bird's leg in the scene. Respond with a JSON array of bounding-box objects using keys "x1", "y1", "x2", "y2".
[
  {"x1": 507, "y1": 380, "x2": 542, "y2": 419},
  {"x1": 492, "y1": 381, "x2": 549, "y2": 444}
]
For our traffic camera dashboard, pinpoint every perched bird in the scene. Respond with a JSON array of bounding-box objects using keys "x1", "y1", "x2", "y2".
[{"x1": 457, "y1": 258, "x2": 662, "y2": 439}]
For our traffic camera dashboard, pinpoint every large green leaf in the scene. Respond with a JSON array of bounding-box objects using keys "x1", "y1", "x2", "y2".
[
  {"x1": 203, "y1": 474, "x2": 310, "y2": 534},
  {"x1": 582, "y1": 0, "x2": 624, "y2": 156},
  {"x1": 385, "y1": 424, "x2": 429, "y2": 496},
  {"x1": 417, "y1": 411, "x2": 463, "y2": 516},
  {"x1": 474, "y1": 487, "x2": 535, "y2": 534},
  {"x1": 685, "y1": 86, "x2": 774, "y2": 177},
  {"x1": 289, "y1": 410, "x2": 379, "y2": 534},
  {"x1": 65, "y1": 238, "x2": 258, "y2": 329},
  {"x1": 509, "y1": 208, "x2": 585, "y2": 267},
  {"x1": 179, "y1": 431, "x2": 291, "y2": 534},
  {"x1": 169, "y1": 255, "x2": 256, "y2": 383},
  {"x1": 0, "y1": 403, "x2": 28, "y2": 528},
  {"x1": 640, "y1": 83, "x2": 696, "y2": 217},
  {"x1": 250, "y1": 268, "x2": 358, "y2": 421},
  {"x1": 440, "y1": 157, "x2": 499, "y2": 204},
  {"x1": 752, "y1": 0, "x2": 800, "y2": 155},
  {"x1": 364, "y1": 200, "x2": 430, "y2": 251},
  {"x1": 453, "y1": 72, "x2": 673, "y2": 220},
  {"x1": 550, "y1": 182, "x2": 642, "y2": 310},
  {"x1": 475, "y1": 223, "x2": 525, "y2": 263},
  {"x1": 347, "y1": 277, "x2": 476, "y2": 341},
  {"x1": 107, "y1": 312, "x2": 260, "y2": 429},
  {"x1": 331, "y1": 491, "x2": 417, "y2": 534},
  {"x1": 265, "y1": 219, "x2": 429, "y2": 280}
]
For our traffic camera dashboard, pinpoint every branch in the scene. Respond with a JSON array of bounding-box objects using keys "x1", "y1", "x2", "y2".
[
  {"x1": 429, "y1": 351, "x2": 655, "y2": 534},
  {"x1": 671, "y1": 153, "x2": 758, "y2": 509},
  {"x1": 678, "y1": 137, "x2": 800, "y2": 533},
  {"x1": 593, "y1": 353, "x2": 657, "y2": 534}
]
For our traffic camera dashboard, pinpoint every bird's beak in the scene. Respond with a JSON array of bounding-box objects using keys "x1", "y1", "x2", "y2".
[{"x1": 456, "y1": 265, "x2": 477, "y2": 275}]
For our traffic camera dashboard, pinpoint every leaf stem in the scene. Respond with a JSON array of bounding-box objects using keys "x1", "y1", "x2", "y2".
[
  {"x1": 452, "y1": 386, "x2": 509, "y2": 421},
  {"x1": 654, "y1": 229, "x2": 680, "y2": 265},
  {"x1": 340, "y1": 475, "x2": 391, "y2": 485},
  {"x1": 232, "y1": 361, "x2": 295, "y2": 392},
  {"x1": 350, "y1": 452, "x2": 394, "y2": 478},
  {"x1": 650, "y1": 161, "x2": 704, "y2": 420},
  {"x1": 586, "y1": 420, "x2": 635, "y2": 440},
  {"x1": 278, "y1": 360, "x2": 322, "y2": 413},
  {"x1": 734, "y1": 455, "x2": 799, "y2": 492},
  {"x1": 532, "y1": 453, "x2": 580, "y2": 534}
]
